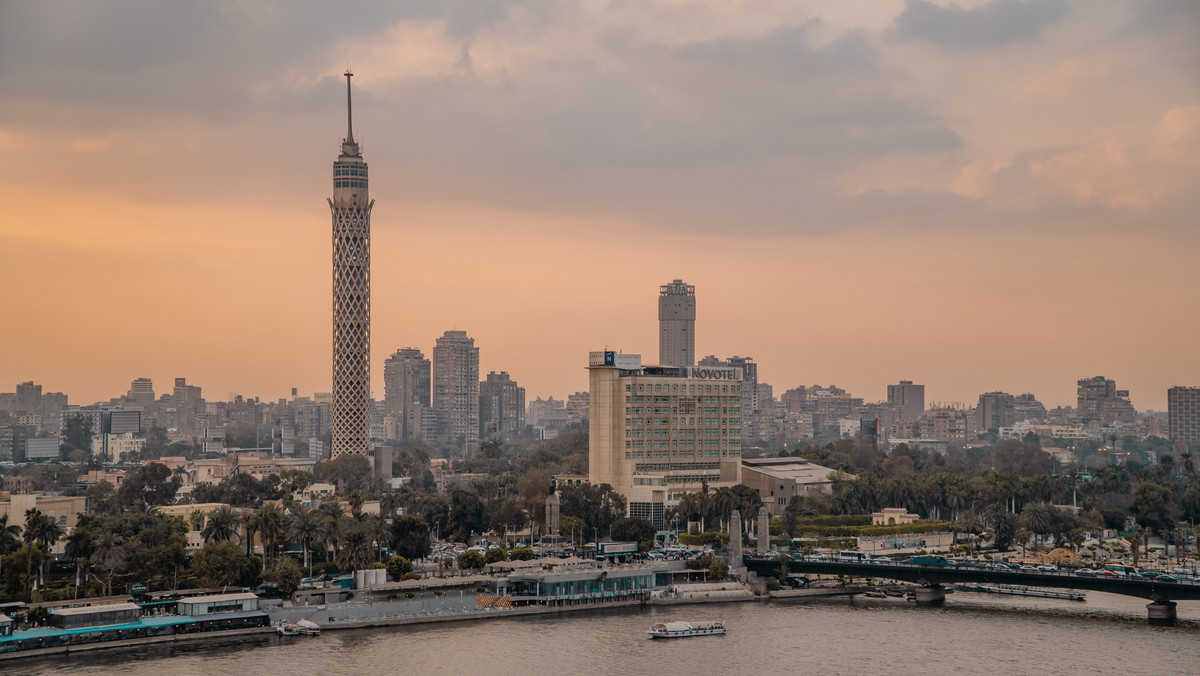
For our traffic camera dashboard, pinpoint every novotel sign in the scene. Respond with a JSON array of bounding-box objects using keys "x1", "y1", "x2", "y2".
[{"x1": 688, "y1": 367, "x2": 742, "y2": 381}]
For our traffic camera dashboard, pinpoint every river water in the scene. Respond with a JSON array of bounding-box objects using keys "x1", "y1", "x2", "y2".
[{"x1": 22, "y1": 593, "x2": 1200, "y2": 676}]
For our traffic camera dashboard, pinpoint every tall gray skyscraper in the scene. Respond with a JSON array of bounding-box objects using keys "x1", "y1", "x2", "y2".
[
  {"x1": 658, "y1": 279, "x2": 695, "y2": 367},
  {"x1": 433, "y1": 330, "x2": 480, "y2": 447},
  {"x1": 384, "y1": 348, "x2": 431, "y2": 441},
  {"x1": 887, "y1": 380, "x2": 925, "y2": 421},
  {"x1": 329, "y1": 71, "x2": 373, "y2": 457}
]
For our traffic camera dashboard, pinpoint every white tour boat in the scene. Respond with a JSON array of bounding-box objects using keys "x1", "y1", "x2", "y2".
[{"x1": 646, "y1": 621, "x2": 726, "y2": 638}]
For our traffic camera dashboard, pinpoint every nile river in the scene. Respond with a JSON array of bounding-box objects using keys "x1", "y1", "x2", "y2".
[{"x1": 22, "y1": 593, "x2": 1200, "y2": 675}]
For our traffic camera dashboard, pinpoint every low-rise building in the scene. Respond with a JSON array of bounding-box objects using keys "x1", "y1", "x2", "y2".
[{"x1": 740, "y1": 457, "x2": 840, "y2": 516}]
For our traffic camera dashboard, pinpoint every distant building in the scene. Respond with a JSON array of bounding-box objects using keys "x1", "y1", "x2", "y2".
[
  {"x1": 566, "y1": 391, "x2": 590, "y2": 427},
  {"x1": 1168, "y1": 386, "x2": 1200, "y2": 448},
  {"x1": 433, "y1": 330, "x2": 480, "y2": 447},
  {"x1": 1013, "y1": 393, "x2": 1047, "y2": 422},
  {"x1": 479, "y1": 371, "x2": 525, "y2": 441},
  {"x1": 887, "y1": 381, "x2": 924, "y2": 421},
  {"x1": 127, "y1": 378, "x2": 155, "y2": 406},
  {"x1": 658, "y1": 279, "x2": 696, "y2": 367},
  {"x1": 383, "y1": 347, "x2": 431, "y2": 442},
  {"x1": 1077, "y1": 376, "x2": 1135, "y2": 428},
  {"x1": 25, "y1": 436, "x2": 60, "y2": 461},
  {"x1": 976, "y1": 391, "x2": 1016, "y2": 431},
  {"x1": 528, "y1": 396, "x2": 568, "y2": 439}
]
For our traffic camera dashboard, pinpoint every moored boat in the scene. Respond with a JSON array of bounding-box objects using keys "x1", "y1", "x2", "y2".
[{"x1": 647, "y1": 621, "x2": 726, "y2": 638}]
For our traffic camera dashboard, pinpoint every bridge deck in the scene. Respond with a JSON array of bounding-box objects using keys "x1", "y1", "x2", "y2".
[{"x1": 743, "y1": 556, "x2": 1200, "y2": 601}]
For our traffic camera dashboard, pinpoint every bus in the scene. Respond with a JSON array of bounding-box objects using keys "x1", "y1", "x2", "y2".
[
  {"x1": 1104, "y1": 564, "x2": 1141, "y2": 577},
  {"x1": 836, "y1": 551, "x2": 871, "y2": 563}
]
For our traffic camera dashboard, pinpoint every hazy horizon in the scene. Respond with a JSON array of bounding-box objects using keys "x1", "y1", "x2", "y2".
[{"x1": 1, "y1": 1, "x2": 1196, "y2": 411}]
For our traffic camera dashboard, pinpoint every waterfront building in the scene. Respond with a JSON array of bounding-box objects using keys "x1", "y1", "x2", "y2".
[
  {"x1": 658, "y1": 279, "x2": 696, "y2": 367},
  {"x1": 479, "y1": 371, "x2": 525, "y2": 441},
  {"x1": 1168, "y1": 386, "x2": 1200, "y2": 448},
  {"x1": 507, "y1": 562, "x2": 666, "y2": 607},
  {"x1": 740, "y1": 457, "x2": 841, "y2": 516},
  {"x1": 588, "y1": 351, "x2": 742, "y2": 527},
  {"x1": 433, "y1": 330, "x2": 480, "y2": 447},
  {"x1": 887, "y1": 380, "x2": 925, "y2": 421},
  {"x1": 329, "y1": 71, "x2": 373, "y2": 457},
  {"x1": 383, "y1": 348, "x2": 431, "y2": 441}
]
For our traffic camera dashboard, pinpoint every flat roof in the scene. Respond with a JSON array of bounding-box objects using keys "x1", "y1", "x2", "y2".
[
  {"x1": 50, "y1": 602, "x2": 142, "y2": 616},
  {"x1": 178, "y1": 592, "x2": 258, "y2": 604}
]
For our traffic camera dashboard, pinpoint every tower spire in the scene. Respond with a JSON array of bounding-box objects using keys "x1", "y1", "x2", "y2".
[{"x1": 344, "y1": 70, "x2": 355, "y2": 145}]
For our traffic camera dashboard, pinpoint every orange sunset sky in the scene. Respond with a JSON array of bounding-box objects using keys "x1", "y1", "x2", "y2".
[{"x1": 0, "y1": 1, "x2": 1197, "y2": 411}]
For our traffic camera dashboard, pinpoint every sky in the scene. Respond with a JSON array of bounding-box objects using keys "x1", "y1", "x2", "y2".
[{"x1": 0, "y1": 0, "x2": 1197, "y2": 411}]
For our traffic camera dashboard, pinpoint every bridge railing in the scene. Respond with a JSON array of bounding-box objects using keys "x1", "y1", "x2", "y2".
[{"x1": 742, "y1": 555, "x2": 1200, "y2": 588}]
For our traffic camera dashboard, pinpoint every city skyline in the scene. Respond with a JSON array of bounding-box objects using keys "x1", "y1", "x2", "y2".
[{"x1": 1, "y1": 2, "x2": 1197, "y2": 411}]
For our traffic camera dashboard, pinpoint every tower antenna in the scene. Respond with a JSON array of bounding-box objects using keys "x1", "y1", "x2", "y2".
[{"x1": 345, "y1": 69, "x2": 355, "y2": 145}]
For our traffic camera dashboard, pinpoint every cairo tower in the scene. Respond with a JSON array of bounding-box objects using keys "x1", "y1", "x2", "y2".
[{"x1": 328, "y1": 72, "x2": 372, "y2": 456}]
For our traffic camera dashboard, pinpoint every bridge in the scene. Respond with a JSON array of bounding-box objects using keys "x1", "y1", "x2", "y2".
[{"x1": 743, "y1": 555, "x2": 1200, "y2": 624}]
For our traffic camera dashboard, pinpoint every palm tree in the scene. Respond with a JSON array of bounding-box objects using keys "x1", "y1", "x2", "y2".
[
  {"x1": 254, "y1": 505, "x2": 284, "y2": 566},
  {"x1": 361, "y1": 513, "x2": 389, "y2": 562},
  {"x1": 286, "y1": 505, "x2": 322, "y2": 576},
  {"x1": 0, "y1": 513, "x2": 20, "y2": 587},
  {"x1": 335, "y1": 527, "x2": 373, "y2": 572},
  {"x1": 32, "y1": 514, "x2": 62, "y2": 595},
  {"x1": 243, "y1": 512, "x2": 260, "y2": 558},
  {"x1": 347, "y1": 490, "x2": 366, "y2": 518},
  {"x1": 200, "y1": 505, "x2": 241, "y2": 544},
  {"x1": 22, "y1": 509, "x2": 46, "y2": 601}
]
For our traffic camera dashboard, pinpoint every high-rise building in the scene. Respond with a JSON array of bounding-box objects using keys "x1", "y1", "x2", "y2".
[
  {"x1": 479, "y1": 371, "x2": 525, "y2": 440},
  {"x1": 1076, "y1": 376, "x2": 1135, "y2": 428},
  {"x1": 1168, "y1": 386, "x2": 1200, "y2": 448},
  {"x1": 128, "y1": 378, "x2": 155, "y2": 405},
  {"x1": 1013, "y1": 393, "x2": 1047, "y2": 422},
  {"x1": 329, "y1": 71, "x2": 373, "y2": 457},
  {"x1": 976, "y1": 391, "x2": 1016, "y2": 431},
  {"x1": 701, "y1": 355, "x2": 758, "y2": 440},
  {"x1": 588, "y1": 351, "x2": 743, "y2": 527},
  {"x1": 566, "y1": 391, "x2": 590, "y2": 427},
  {"x1": 887, "y1": 381, "x2": 925, "y2": 421},
  {"x1": 658, "y1": 279, "x2": 696, "y2": 367},
  {"x1": 16, "y1": 381, "x2": 41, "y2": 416},
  {"x1": 433, "y1": 330, "x2": 480, "y2": 447},
  {"x1": 383, "y1": 348, "x2": 431, "y2": 441}
]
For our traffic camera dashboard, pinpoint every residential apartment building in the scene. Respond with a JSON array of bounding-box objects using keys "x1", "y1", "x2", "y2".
[
  {"x1": 479, "y1": 371, "x2": 525, "y2": 440},
  {"x1": 383, "y1": 347, "x2": 431, "y2": 442},
  {"x1": 433, "y1": 330, "x2": 480, "y2": 446},
  {"x1": 1168, "y1": 386, "x2": 1200, "y2": 448}
]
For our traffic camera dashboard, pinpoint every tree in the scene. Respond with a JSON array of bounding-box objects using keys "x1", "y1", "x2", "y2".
[
  {"x1": 448, "y1": 490, "x2": 487, "y2": 542},
  {"x1": 1130, "y1": 482, "x2": 1176, "y2": 536},
  {"x1": 286, "y1": 505, "x2": 323, "y2": 575},
  {"x1": 253, "y1": 504, "x2": 285, "y2": 566},
  {"x1": 484, "y1": 546, "x2": 508, "y2": 564},
  {"x1": 609, "y1": 517, "x2": 656, "y2": 553},
  {"x1": 457, "y1": 550, "x2": 486, "y2": 572},
  {"x1": 201, "y1": 505, "x2": 242, "y2": 544},
  {"x1": 558, "y1": 483, "x2": 627, "y2": 536},
  {"x1": 386, "y1": 555, "x2": 413, "y2": 581},
  {"x1": 114, "y1": 462, "x2": 182, "y2": 507},
  {"x1": 390, "y1": 516, "x2": 432, "y2": 561},
  {"x1": 265, "y1": 556, "x2": 303, "y2": 599},
  {"x1": 0, "y1": 513, "x2": 20, "y2": 588},
  {"x1": 335, "y1": 527, "x2": 373, "y2": 572},
  {"x1": 61, "y1": 413, "x2": 94, "y2": 456},
  {"x1": 517, "y1": 469, "x2": 552, "y2": 527},
  {"x1": 708, "y1": 559, "x2": 730, "y2": 581},
  {"x1": 313, "y1": 454, "x2": 374, "y2": 492},
  {"x1": 192, "y1": 541, "x2": 257, "y2": 587},
  {"x1": 509, "y1": 547, "x2": 534, "y2": 561}
]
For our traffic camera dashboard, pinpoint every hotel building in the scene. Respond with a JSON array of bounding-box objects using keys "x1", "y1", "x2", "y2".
[{"x1": 588, "y1": 351, "x2": 742, "y2": 527}]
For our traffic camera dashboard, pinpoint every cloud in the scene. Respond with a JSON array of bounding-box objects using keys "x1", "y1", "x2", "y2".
[{"x1": 891, "y1": 0, "x2": 1069, "y2": 50}]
